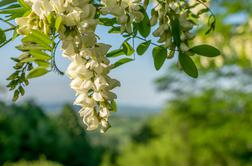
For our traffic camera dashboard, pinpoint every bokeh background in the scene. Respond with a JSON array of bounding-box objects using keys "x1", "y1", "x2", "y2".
[{"x1": 1, "y1": 0, "x2": 252, "y2": 165}]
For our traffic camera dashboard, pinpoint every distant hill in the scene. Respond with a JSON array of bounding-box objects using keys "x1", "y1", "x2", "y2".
[{"x1": 41, "y1": 103, "x2": 161, "y2": 117}]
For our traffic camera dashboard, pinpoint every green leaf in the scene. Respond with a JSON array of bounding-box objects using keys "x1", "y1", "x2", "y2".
[
  {"x1": 35, "y1": 60, "x2": 50, "y2": 68},
  {"x1": 55, "y1": 15, "x2": 62, "y2": 32},
  {"x1": 112, "y1": 58, "x2": 133, "y2": 69},
  {"x1": 171, "y1": 17, "x2": 181, "y2": 47},
  {"x1": 122, "y1": 41, "x2": 134, "y2": 56},
  {"x1": 111, "y1": 100, "x2": 117, "y2": 112},
  {"x1": 99, "y1": 17, "x2": 117, "y2": 26},
  {"x1": 12, "y1": 89, "x2": 19, "y2": 102},
  {"x1": 137, "y1": 40, "x2": 151, "y2": 56},
  {"x1": 152, "y1": 46, "x2": 167, "y2": 70},
  {"x1": 30, "y1": 30, "x2": 53, "y2": 46},
  {"x1": 108, "y1": 26, "x2": 121, "y2": 33},
  {"x1": 179, "y1": 52, "x2": 198, "y2": 78},
  {"x1": 0, "y1": 28, "x2": 6, "y2": 44},
  {"x1": 20, "y1": 57, "x2": 36, "y2": 63},
  {"x1": 22, "y1": 30, "x2": 53, "y2": 51},
  {"x1": 18, "y1": 0, "x2": 30, "y2": 9},
  {"x1": 0, "y1": 0, "x2": 17, "y2": 7},
  {"x1": 30, "y1": 50, "x2": 52, "y2": 60},
  {"x1": 22, "y1": 30, "x2": 53, "y2": 50},
  {"x1": 136, "y1": 7, "x2": 151, "y2": 38},
  {"x1": 27, "y1": 67, "x2": 49, "y2": 79},
  {"x1": 190, "y1": 44, "x2": 220, "y2": 57},
  {"x1": 18, "y1": 86, "x2": 25, "y2": 96},
  {"x1": 0, "y1": 7, "x2": 26, "y2": 15},
  {"x1": 107, "y1": 49, "x2": 125, "y2": 58}
]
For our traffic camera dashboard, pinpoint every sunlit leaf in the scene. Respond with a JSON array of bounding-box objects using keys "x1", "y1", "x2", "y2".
[{"x1": 27, "y1": 67, "x2": 49, "y2": 79}]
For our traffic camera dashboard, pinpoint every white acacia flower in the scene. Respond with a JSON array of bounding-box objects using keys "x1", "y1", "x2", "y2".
[
  {"x1": 94, "y1": 76, "x2": 109, "y2": 91},
  {"x1": 74, "y1": 94, "x2": 95, "y2": 107},
  {"x1": 80, "y1": 108, "x2": 99, "y2": 131},
  {"x1": 31, "y1": 0, "x2": 53, "y2": 19},
  {"x1": 62, "y1": 9, "x2": 81, "y2": 26},
  {"x1": 50, "y1": 0, "x2": 66, "y2": 14}
]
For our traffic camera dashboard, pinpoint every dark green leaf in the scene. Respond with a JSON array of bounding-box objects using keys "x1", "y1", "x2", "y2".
[
  {"x1": 190, "y1": 44, "x2": 220, "y2": 57},
  {"x1": 27, "y1": 67, "x2": 49, "y2": 79},
  {"x1": 12, "y1": 89, "x2": 19, "y2": 102},
  {"x1": 137, "y1": 40, "x2": 151, "y2": 56},
  {"x1": 152, "y1": 46, "x2": 167, "y2": 70},
  {"x1": 179, "y1": 52, "x2": 198, "y2": 78},
  {"x1": 111, "y1": 100, "x2": 117, "y2": 112},
  {"x1": 108, "y1": 26, "x2": 121, "y2": 33},
  {"x1": 0, "y1": 0, "x2": 17, "y2": 7},
  {"x1": 171, "y1": 17, "x2": 181, "y2": 47},
  {"x1": 0, "y1": 28, "x2": 6, "y2": 44},
  {"x1": 107, "y1": 49, "x2": 125, "y2": 58},
  {"x1": 112, "y1": 58, "x2": 133, "y2": 69},
  {"x1": 136, "y1": 7, "x2": 151, "y2": 38},
  {"x1": 18, "y1": 86, "x2": 25, "y2": 96},
  {"x1": 99, "y1": 17, "x2": 117, "y2": 26}
]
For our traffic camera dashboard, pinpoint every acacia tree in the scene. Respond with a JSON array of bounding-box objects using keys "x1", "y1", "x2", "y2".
[{"x1": 0, "y1": 0, "x2": 220, "y2": 132}]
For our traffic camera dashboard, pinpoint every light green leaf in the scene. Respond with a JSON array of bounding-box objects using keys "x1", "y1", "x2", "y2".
[
  {"x1": 122, "y1": 41, "x2": 134, "y2": 56},
  {"x1": 179, "y1": 52, "x2": 198, "y2": 78},
  {"x1": 137, "y1": 40, "x2": 151, "y2": 56},
  {"x1": 152, "y1": 46, "x2": 167, "y2": 70},
  {"x1": 27, "y1": 67, "x2": 49, "y2": 79},
  {"x1": 190, "y1": 44, "x2": 220, "y2": 57},
  {"x1": 18, "y1": 0, "x2": 30, "y2": 9},
  {"x1": 30, "y1": 50, "x2": 52, "y2": 60},
  {"x1": 22, "y1": 30, "x2": 53, "y2": 51},
  {"x1": 35, "y1": 60, "x2": 50, "y2": 68},
  {"x1": 112, "y1": 58, "x2": 134, "y2": 69},
  {"x1": 55, "y1": 15, "x2": 62, "y2": 32}
]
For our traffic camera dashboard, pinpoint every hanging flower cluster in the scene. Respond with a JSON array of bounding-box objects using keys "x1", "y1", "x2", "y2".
[
  {"x1": 1, "y1": 0, "x2": 220, "y2": 133},
  {"x1": 14, "y1": 0, "x2": 121, "y2": 132},
  {"x1": 151, "y1": 0, "x2": 200, "y2": 57},
  {"x1": 100, "y1": 0, "x2": 144, "y2": 33}
]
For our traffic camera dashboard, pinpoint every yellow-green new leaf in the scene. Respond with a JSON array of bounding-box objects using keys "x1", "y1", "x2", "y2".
[
  {"x1": 30, "y1": 50, "x2": 52, "y2": 60},
  {"x1": 27, "y1": 67, "x2": 49, "y2": 79}
]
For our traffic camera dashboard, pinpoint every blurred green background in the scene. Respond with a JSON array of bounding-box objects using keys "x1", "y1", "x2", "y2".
[{"x1": 1, "y1": 0, "x2": 252, "y2": 165}]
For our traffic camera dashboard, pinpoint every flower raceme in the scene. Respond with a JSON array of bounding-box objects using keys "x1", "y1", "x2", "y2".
[{"x1": 15, "y1": 0, "x2": 123, "y2": 132}]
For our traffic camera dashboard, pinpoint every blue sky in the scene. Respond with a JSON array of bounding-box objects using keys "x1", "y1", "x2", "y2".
[{"x1": 0, "y1": 26, "x2": 170, "y2": 108}]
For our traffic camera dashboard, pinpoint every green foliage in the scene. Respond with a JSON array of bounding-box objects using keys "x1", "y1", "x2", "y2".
[
  {"x1": 0, "y1": 102, "x2": 103, "y2": 166},
  {"x1": 116, "y1": 89, "x2": 252, "y2": 166},
  {"x1": 3, "y1": 158, "x2": 62, "y2": 166}
]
